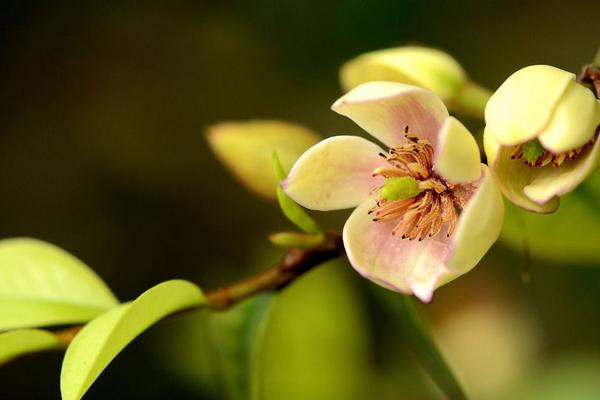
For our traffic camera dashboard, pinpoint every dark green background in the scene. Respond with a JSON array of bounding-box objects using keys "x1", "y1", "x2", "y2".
[{"x1": 2, "y1": 1, "x2": 600, "y2": 399}]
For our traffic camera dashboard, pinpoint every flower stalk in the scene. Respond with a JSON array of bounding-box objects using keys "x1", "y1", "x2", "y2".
[{"x1": 452, "y1": 80, "x2": 492, "y2": 118}]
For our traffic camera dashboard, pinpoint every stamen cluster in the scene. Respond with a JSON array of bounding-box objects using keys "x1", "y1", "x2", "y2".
[
  {"x1": 511, "y1": 134, "x2": 598, "y2": 168},
  {"x1": 370, "y1": 128, "x2": 462, "y2": 241}
]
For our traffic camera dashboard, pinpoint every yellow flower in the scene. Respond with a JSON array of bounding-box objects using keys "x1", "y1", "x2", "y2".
[{"x1": 484, "y1": 65, "x2": 600, "y2": 213}]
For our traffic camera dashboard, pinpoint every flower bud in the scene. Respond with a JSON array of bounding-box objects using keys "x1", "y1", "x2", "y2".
[{"x1": 340, "y1": 46, "x2": 466, "y2": 103}]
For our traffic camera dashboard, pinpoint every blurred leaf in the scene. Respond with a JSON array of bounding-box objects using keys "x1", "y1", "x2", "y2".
[
  {"x1": 397, "y1": 295, "x2": 466, "y2": 400},
  {"x1": 211, "y1": 294, "x2": 274, "y2": 399},
  {"x1": 252, "y1": 259, "x2": 370, "y2": 400},
  {"x1": 207, "y1": 120, "x2": 320, "y2": 199},
  {"x1": 510, "y1": 353, "x2": 600, "y2": 400},
  {"x1": 434, "y1": 299, "x2": 540, "y2": 400},
  {"x1": 273, "y1": 152, "x2": 322, "y2": 234},
  {"x1": 500, "y1": 172, "x2": 600, "y2": 265},
  {"x1": 593, "y1": 46, "x2": 600, "y2": 65},
  {"x1": 155, "y1": 296, "x2": 274, "y2": 399},
  {"x1": 60, "y1": 280, "x2": 205, "y2": 400},
  {"x1": 0, "y1": 329, "x2": 60, "y2": 364},
  {"x1": 268, "y1": 231, "x2": 326, "y2": 248},
  {"x1": 0, "y1": 238, "x2": 119, "y2": 330}
]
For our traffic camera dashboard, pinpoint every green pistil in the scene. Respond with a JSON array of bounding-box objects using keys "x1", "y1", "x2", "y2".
[
  {"x1": 380, "y1": 176, "x2": 422, "y2": 201},
  {"x1": 522, "y1": 139, "x2": 545, "y2": 162}
]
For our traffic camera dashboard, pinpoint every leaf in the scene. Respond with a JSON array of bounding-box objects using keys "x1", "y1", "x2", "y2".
[
  {"x1": 154, "y1": 294, "x2": 275, "y2": 399},
  {"x1": 0, "y1": 329, "x2": 61, "y2": 364},
  {"x1": 207, "y1": 120, "x2": 320, "y2": 199},
  {"x1": 273, "y1": 152, "x2": 322, "y2": 234},
  {"x1": 0, "y1": 238, "x2": 119, "y2": 330},
  {"x1": 252, "y1": 259, "x2": 371, "y2": 400},
  {"x1": 500, "y1": 172, "x2": 600, "y2": 265},
  {"x1": 60, "y1": 279, "x2": 206, "y2": 400},
  {"x1": 211, "y1": 294, "x2": 274, "y2": 399}
]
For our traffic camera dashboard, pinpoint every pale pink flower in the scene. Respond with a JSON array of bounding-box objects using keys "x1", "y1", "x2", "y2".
[{"x1": 283, "y1": 82, "x2": 504, "y2": 302}]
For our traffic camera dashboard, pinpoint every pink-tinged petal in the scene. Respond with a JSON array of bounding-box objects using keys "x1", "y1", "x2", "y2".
[
  {"x1": 524, "y1": 138, "x2": 600, "y2": 204},
  {"x1": 343, "y1": 197, "x2": 452, "y2": 302},
  {"x1": 447, "y1": 166, "x2": 504, "y2": 275},
  {"x1": 332, "y1": 81, "x2": 449, "y2": 147},
  {"x1": 283, "y1": 136, "x2": 387, "y2": 211},
  {"x1": 434, "y1": 117, "x2": 482, "y2": 184},
  {"x1": 483, "y1": 129, "x2": 560, "y2": 213}
]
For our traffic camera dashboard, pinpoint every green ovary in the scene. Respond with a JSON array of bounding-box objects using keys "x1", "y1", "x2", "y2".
[
  {"x1": 380, "y1": 176, "x2": 422, "y2": 201},
  {"x1": 522, "y1": 139, "x2": 545, "y2": 162}
]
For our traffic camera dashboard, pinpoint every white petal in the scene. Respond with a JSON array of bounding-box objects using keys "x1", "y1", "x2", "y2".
[
  {"x1": 524, "y1": 139, "x2": 600, "y2": 204},
  {"x1": 538, "y1": 83, "x2": 600, "y2": 153},
  {"x1": 484, "y1": 129, "x2": 560, "y2": 213},
  {"x1": 332, "y1": 81, "x2": 449, "y2": 147},
  {"x1": 283, "y1": 136, "x2": 387, "y2": 211},
  {"x1": 447, "y1": 166, "x2": 504, "y2": 274},
  {"x1": 434, "y1": 117, "x2": 482, "y2": 184},
  {"x1": 485, "y1": 65, "x2": 574, "y2": 146}
]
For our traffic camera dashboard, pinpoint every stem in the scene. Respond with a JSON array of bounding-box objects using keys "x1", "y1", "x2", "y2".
[
  {"x1": 453, "y1": 80, "x2": 492, "y2": 119},
  {"x1": 398, "y1": 295, "x2": 467, "y2": 400},
  {"x1": 52, "y1": 233, "x2": 344, "y2": 344},
  {"x1": 205, "y1": 233, "x2": 343, "y2": 309},
  {"x1": 50, "y1": 233, "x2": 467, "y2": 400}
]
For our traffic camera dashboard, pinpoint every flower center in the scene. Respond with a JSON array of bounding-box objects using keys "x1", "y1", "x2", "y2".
[
  {"x1": 511, "y1": 134, "x2": 597, "y2": 168},
  {"x1": 369, "y1": 129, "x2": 463, "y2": 241}
]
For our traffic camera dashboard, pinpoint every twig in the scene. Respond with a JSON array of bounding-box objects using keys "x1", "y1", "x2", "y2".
[{"x1": 52, "y1": 233, "x2": 344, "y2": 347}]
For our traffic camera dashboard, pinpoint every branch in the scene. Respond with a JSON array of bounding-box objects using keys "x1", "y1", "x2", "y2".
[{"x1": 52, "y1": 232, "x2": 344, "y2": 347}]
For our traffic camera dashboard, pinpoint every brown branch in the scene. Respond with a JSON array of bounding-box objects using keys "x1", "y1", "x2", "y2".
[{"x1": 51, "y1": 232, "x2": 344, "y2": 347}]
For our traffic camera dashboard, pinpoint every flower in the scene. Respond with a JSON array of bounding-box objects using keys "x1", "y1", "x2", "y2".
[
  {"x1": 282, "y1": 82, "x2": 504, "y2": 302},
  {"x1": 484, "y1": 65, "x2": 600, "y2": 213}
]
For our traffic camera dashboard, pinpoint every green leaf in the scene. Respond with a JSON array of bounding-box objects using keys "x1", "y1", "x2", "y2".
[
  {"x1": 207, "y1": 120, "x2": 320, "y2": 199},
  {"x1": 0, "y1": 238, "x2": 119, "y2": 330},
  {"x1": 500, "y1": 172, "x2": 600, "y2": 265},
  {"x1": 212, "y1": 294, "x2": 274, "y2": 399},
  {"x1": 372, "y1": 289, "x2": 466, "y2": 400},
  {"x1": 273, "y1": 152, "x2": 322, "y2": 234},
  {"x1": 397, "y1": 295, "x2": 467, "y2": 400},
  {"x1": 593, "y1": 46, "x2": 600, "y2": 65},
  {"x1": 252, "y1": 259, "x2": 371, "y2": 400},
  {"x1": 60, "y1": 279, "x2": 206, "y2": 400},
  {"x1": 0, "y1": 329, "x2": 61, "y2": 364}
]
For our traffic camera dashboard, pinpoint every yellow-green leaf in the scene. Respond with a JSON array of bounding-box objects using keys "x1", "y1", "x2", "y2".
[
  {"x1": 273, "y1": 152, "x2": 322, "y2": 234},
  {"x1": 207, "y1": 120, "x2": 320, "y2": 199},
  {"x1": 268, "y1": 232, "x2": 326, "y2": 248},
  {"x1": 60, "y1": 280, "x2": 205, "y2": 400},
  {"x1": 0, "y1": 329, "x2": 61, "y2": 364},
  {"x1": 0, "y1": 238, "x2": 119, "y2": 330},
  {"x1": 500, "y1": 172, "x2": 600, "y2": 264},
  {"x1": 252, "y1": 260, "x2": 371, "y2": 400}
]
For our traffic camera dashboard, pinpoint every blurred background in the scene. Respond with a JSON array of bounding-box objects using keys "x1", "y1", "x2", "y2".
[{"x1": 2, "y1": 0, "x2": 600, "y2": 399}]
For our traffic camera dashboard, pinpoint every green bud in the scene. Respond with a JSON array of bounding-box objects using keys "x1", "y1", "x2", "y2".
[
  {"x1": 268, "y1": 231, "x2": 326, "y2": 249},
  {"x1": 380, "y1": 176, "x2": 422, "y2": 201},
  {"x1": 522, "y1": 139, "x2": 545, "y2": 162}
]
